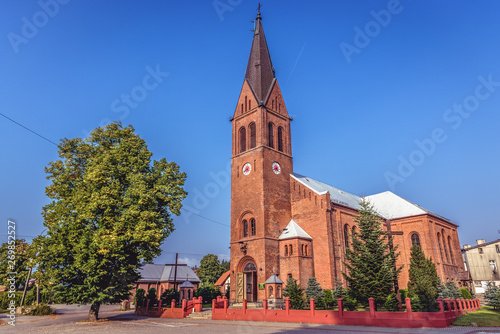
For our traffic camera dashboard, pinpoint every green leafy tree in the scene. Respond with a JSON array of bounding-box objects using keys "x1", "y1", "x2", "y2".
[
  {"x1": 343, "y1": 198, "x2": 402, "y2": 308},
  {"x1": 33, "y1": 123, "x2": 187, "y2": 321},
  {"x1": 220, "y1": 259, "x2": 230, "y2": 273},
  {"x1": 194, "y1": 284, "x2": 221, "y2": 303},
  {"x1": 0, "y1": 239, "x2": 30, "y2": 291},
  {"x1": 197, "y1": 254, "x2": 223, "y2": 285},
  {"x1": 160, "y1": 288, "x2": 179, "y2": 305},
  {"x1": 407, "y1": 245, "x2": 439, "y2": 311},
  {"x1": 283, "y1": 277, "x2": 304, "y2": 310},
  {"x1": 305, "y1": 277, "x2": 324, "y2": 308}
]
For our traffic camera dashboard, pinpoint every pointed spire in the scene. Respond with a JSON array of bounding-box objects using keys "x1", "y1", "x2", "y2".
[{"x1": 244, "y1": 6, "x2": 276, "y2": 106}]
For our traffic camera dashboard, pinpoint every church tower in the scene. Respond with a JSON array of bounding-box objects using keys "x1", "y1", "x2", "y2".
[{"x1": 229, "y1": 9, "x2": 293, "y2": 302}]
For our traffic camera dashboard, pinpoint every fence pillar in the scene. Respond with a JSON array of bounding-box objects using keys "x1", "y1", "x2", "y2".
[
  {"x1": 467, "y1": 299, "x2": 471, "y2": 312},
  {"x1": 285, "y1": 297, "x2": 290, "y2": 315},
  {"x1": 457, "y1": 299, "x2": 463, "y2": 312},
  {"x1": 338, "y1": 298, "x2": 343, "y2": 318},
  {"x1": 405, "y1": 297, "x2": 412, "y2": 319},
  {"x1": 369, "y1": 298, "x2": 376, "y2": 318},
  {"x1": 476, "y1": 299, "x2": 480, "y2": 310},
  {"x1": 452, "y1": 299, "x2": 457, "y2": 315},
  {"x1": 217, "y1": 295, "x2": 221, "y2": 302},
  {"x1": 146, "y1": 299, "x2": 150, "y2": 311},
  {"x1": 171, "y1": 299, "x2": 176, "y2": 311},
  {"x1": 310, "y1": 299, "x2": 315, "y2": 317},
  {"x1": 437, "y1": 298, "x2": 444, "y2": 313},
  {"x1": 263, "y1": 299, "x2": 268, "y2": 315},
  {"x1": 243, "y1": 299, "x2": 247, "y2": 314},
  {"x1": 212, "y1": 299, "x2": 216, "y2": 313},
  {"x1": 445, "y1": 298, "x2": 451, "y2": 312}
]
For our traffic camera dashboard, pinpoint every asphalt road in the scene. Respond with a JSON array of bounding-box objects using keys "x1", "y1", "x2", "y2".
[{"x1": 1, "y1": 304, "x2": 500, "y2": 334}]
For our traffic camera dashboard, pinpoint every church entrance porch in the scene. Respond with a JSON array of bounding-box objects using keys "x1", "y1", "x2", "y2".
[{"x1": 236, "y1": 260, "x2": 258, "y2": 303}]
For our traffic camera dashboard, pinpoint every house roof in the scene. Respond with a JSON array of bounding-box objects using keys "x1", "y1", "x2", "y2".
[
  {"x1": 215, "y1": 270, "x2": 231, "y2": 286},
  {"x1": 137, "y1": 264, "x2": 201, "y2": 283},
  {"x1": 291, "y1": 173, "x2": 454, "y2": 224},
  {"x1": 279, "y1": 219, "x2": 312, "y2": 240},
  {"x1": 265, "y1": 274, "x2": 284, "y2": 284}
]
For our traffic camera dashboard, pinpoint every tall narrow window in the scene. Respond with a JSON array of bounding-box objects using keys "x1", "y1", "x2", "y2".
[
  {"x1": 289, "y1": 244, "x2": 293, "y2": 255},
  {"x1": 301, "y1": 244, "x2": 304, "y2": 255},
  {"x1": 278, "y1": 127, "x2": 284, "y2": 152},
  {"x1": 411, "y1": 233, "x2": 421, "y2": 247},
  {"x1": 448, "y1": 236, "x2": 454, "y2": 264},
  {"x1": 268, "y1": 122, "x2": 274, "y2": 148},
  {"x1": 284, "y1": 245, "x2": 288, "y2": 256},
  {"x1": 250, "y1": 218, "x2": 256, "y2": 236},
  {"x1": 245, "y1": 96, "x2": 248, "y2": 111},
  {"x1": 305, "y1": 245, "x2": 308, "y2": 256},
  {"x1": 496, "y1": 245, "x2": 500, "y2": 253},
  {"x1": 437, "y1": 233, "x2": 444, "y2": 262},
  {"x1": 239, "y1": 127, "x2": 246, "y2": 153},
  {"x1": 344, "y1": 224, "x2": 349, "y2": 248},
  {"x1": 442, "y1": 230, "x2": 449, "y2": 263},
  {"x1": 243, "y1": 219, "x2": 248, "y2": 238},
  {"x1": 249, "y1": 122, "x2": 256, "y2": 149}
]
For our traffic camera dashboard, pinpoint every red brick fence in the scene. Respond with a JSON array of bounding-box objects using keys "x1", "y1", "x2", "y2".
[
  {"x1": 135, "y1": 296, "x2": 203, "y2": 318},
  {"x1": 212, "y1": 296, "x2": 480, "y2": 328}
]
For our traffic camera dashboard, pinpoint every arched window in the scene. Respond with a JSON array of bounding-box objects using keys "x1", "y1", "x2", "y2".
[
  {"x1": 305, "y1": 245, "x2": 308, "y2": 256},
  {"x1": 437, "y1": 233, "x2": 444, "y2": 262},
  {"x1": 344, "y1": 224, "x2": 349, "y2": 248},
  {"x1": 243, "y1": 219, "x2": 248, "y2": 237},
  {"x1": 268, "y1": 286, "x2": 273, "y2": 298},
  {"x1": 249, "y1": 123, "x2": 256, "y2": 149},
  {"x1": 245, "y1": 96, "x2": 248, "y2": 111},
  {"x1": 268, "y1": 122, "x2": 274, "y2": 148},
  {"x1": 284, "y1": 245, "x2": 288, "y2": 256},
  {"x1": 278, "y1": 127, "x2": 284, "y2": 152},
  {"x1": 411, "y1": 233, "x2": 421, "y2": 247},
  {"x1": 448, "y1": 236, "x2": 455, "y2": 264},
  {"x1": 301, "y1": 244, "x2": 304, "y2": 255},
  {"x1": 277, "y1": 286, "x2": 281, "y2": 298},
  {"x1": 442, "y1": 230, "x2": 449, "y2": 263},
  {"x1": 239, "y1": 127, "x2": 246, "y2": 153},
  {"x1": 250, "y1": 218, "x2": 256, "y2": 236},
  {"x1": 289, "y1": 244, "x2": 293, "y2": 255}
]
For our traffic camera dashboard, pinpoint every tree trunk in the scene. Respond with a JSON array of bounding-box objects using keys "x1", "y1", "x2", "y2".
[{"x1": 88, "y1": 302, "x2": 100, "y2": 321}]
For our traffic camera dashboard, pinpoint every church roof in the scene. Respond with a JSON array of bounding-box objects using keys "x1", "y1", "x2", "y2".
[
  {"x1": 279, "y1": 219, "x2": 312, "y2": 240},
  {"x1": 291, "y1": 173, "x2": 454, "y2": 224},
  {"x1": 265, "y1": 274, "x2": 284, "y2": 284},
  {"x1": 137, "y1": 264, "x2": 201, "y2": 283},
  {"x1": 244, "y1": 10, "x2": 276, "y2": 105}
]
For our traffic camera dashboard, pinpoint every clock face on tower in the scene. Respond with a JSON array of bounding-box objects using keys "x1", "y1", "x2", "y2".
[
  {"x1": 242, "y1": 163, "x2": 252, "y2": 176},
  {"x1": 272, "y1": 162, "x2": 281, "y2": 175}
]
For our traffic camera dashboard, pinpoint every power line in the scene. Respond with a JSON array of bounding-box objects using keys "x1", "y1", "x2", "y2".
[
  {"x1": 181, "y1": 208, "x2": 230, "y2": 228},
  {"x1": 0, "y1": 112, "x2": 58, "y2": 146}
]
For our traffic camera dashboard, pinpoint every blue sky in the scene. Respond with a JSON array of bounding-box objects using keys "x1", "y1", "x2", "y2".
[{"x1": 1, "y1": 0, "x2": 499, "y2": 267}]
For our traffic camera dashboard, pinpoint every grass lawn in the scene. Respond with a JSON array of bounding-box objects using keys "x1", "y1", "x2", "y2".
[
  {"x1": 202, "y1": 303, "x2": 212, "y2": 309},
  {"x1": 452, "y1": 306, "x2": 500, "y2": 327}
]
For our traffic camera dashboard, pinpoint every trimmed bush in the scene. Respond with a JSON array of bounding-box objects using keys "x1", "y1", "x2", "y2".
[
  {"x1": 29, "y1": 304, "x2": 56, "y2": 315},
  {"x1": 460, "y1": 288, "x2": 472, "y2": 300},
  {"x1": 134, "y1": 288, "x2": 146, "y2": 307}
]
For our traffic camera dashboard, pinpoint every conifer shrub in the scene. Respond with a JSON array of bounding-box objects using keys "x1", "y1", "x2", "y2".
[
  {"x1": 323, "y1": 289, "x2": 333, "y2": 309},
  {"x1": 460, "y1": 288, "x2": 472, "y2": 300},
  {"x1": 134, "y1": 288, "x2": 146, "y2": 307},
  {"x1": 484, "y1": 282, "x2": 500, "y2": 309},
  {"x1": 407, "y1": 246, "x2": 439, "y2": 312},
  {"x1": 146, "y1": 288, "x2": 158, "y2": 306},
  {"x1": 305, "y1": 277, "x2": 324, "y2": 308},
  {"x1": 283, "y1": 277, "x2": 304, "y2": 310}
]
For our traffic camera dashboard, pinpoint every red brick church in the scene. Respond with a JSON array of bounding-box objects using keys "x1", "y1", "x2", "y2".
[{"x1": 229, "y1": 10, "x2": 467, "y2": 303}]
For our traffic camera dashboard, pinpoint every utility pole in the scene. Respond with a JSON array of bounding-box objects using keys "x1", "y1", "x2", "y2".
[{"x1": 173, "y1": 253, "x2": 178, "y2": 291}]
